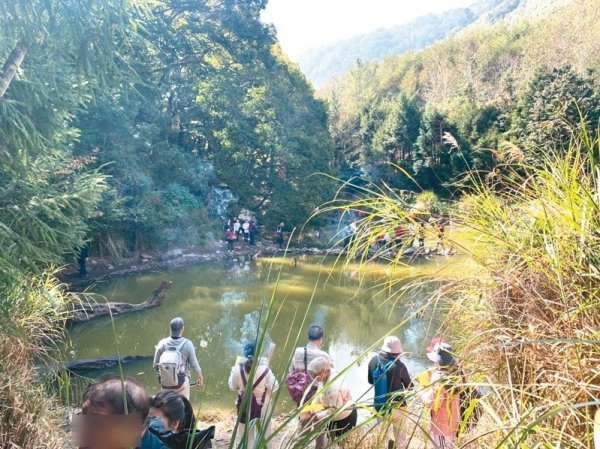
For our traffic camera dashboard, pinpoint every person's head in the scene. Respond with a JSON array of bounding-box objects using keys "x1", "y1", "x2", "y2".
[
  {"x1": 307, "y1": 357, "x2": 331, "y2": 382},
  {"x1": 149, "y1": 391, "x2": 195, "y2": 433},
  {"x1": 77, "y1": 377, "x2": 150, "y2": 448},
  {"x1": 381, "y1": 335, "x2": 403, "y2": 357},
  {"x1": 243, "y1": 340, "x2": 256, "y2": 371},
  {"x1": 170, "y1": 317, "x2": 185, "y2": 337},
  {"x1": 426, "y1": 338, "x2": 456, "y2": 367},
  {"x1": 307, "y1": 324, "x2": 324, "y2": 347}
]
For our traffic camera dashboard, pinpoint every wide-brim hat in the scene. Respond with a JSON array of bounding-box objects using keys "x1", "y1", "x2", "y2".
[
  {"x1": 381, "y1": 336, "x2": 403, "y2": 355},
  {"x1": 427, "y1": 341, "x2": 456, "y2": 366}
]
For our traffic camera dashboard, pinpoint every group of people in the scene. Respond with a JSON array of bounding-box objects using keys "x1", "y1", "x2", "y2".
[
  {"x1": 224, "y1": 217, "x2": 260, "y2": 252},
  {"x1": 342, "y1": 219, "x2": 447, "y2": 254},
  {"x1": 224, "y1": 217, "x2": 288, "y2": 253},
  {"x1": 75, "y1": 318, "x2": 474, "y2": 449}
]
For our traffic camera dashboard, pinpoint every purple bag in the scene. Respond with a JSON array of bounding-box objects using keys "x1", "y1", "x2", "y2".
[
  {"x1": 286, "y1": 347, "x2": 318, "y2": 406},
  {"x1": 236, "y1": 364, "x2": 270, "y2": 424}
]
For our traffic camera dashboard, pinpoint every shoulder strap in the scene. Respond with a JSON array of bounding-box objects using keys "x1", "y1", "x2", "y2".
[
  {"x1": 303, "y1": 347, "x2": 308, "y2": 371},
  {"x1": 239, "y1": 364, "x2": 247, "y2": 387},
  {"x1": 253, "y1": 367, "x2": 270, "y2": 390}
]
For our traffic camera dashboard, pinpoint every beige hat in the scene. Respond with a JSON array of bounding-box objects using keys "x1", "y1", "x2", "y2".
[{"x1": 381, "y1": 336, "x2": 403, "y2": 355}]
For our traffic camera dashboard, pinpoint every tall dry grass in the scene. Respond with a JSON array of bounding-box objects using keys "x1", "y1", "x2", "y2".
[
  {"x1": 0, "y1": 273, "x2": 72, "y2": 448},
  {"x1": 313, "y1": 127, "x2": 600, "y2": 447}
]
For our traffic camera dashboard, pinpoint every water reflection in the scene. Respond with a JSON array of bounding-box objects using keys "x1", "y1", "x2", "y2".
[{"x1": 68, "y1": 256, "x2": 443, "y2": 410}]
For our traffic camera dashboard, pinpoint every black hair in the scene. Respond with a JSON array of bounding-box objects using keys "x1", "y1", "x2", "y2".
[
  {"x1": 81, "y1": 376, "x2": 150, "y2": 423},
  {"x1": 307, "y1": 324, "x2": 324, "y2": 341},
  {"x1": 149, "y1": 391, "x2": 196, "y2": 432}
]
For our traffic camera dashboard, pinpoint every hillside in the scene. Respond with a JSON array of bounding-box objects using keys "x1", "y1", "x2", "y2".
[
  {"x1": 297, "y1": 0, "x2": 571, "y2": 87},
  {"x1": 324, "y1": 0, "x2": 600, "y2": 189}
]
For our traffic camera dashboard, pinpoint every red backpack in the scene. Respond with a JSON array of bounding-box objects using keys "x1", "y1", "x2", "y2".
[{"x1": 286, "y1": 347, "x2": 318, "y2": 406}]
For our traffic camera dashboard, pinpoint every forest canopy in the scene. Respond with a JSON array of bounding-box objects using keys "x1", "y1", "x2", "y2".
[
  {"x1": 0, "y1": 0, "x2": 335, "y2": 259},
  {"x1": 324, "y1": 0, "x2": 600, "y2": 193}
]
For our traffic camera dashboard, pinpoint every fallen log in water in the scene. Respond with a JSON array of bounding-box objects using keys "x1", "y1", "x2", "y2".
[
  {"x1": 64, "y1": 355, "x2": 152, "y2": 374},
  {"x1": 38, "y1": 355, "x2": 153, "y2": 376},
  {"x1": 70, "y1": 280, "x2": 172, "y2": 323}
]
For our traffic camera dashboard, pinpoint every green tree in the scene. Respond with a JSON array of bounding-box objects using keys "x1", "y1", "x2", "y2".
[
  {"x1": 371, "y1": 94, "x2": 421, "y2": 184},
  {"x1": 513, "y1": 66, "x2": 600, "y2": 158},
  {"x1": 414, "y1": 108, "x2": 466, "y2": 189}
]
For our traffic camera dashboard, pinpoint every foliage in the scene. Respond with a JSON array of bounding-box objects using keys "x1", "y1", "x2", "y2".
[
  {"x1": 512, "y1": 66, "x2": 600, "y2": 157},
  {"x1": 321, "y1": 126, "x2": 600, "y2": 447},
  {"x1": 69, "y1": 0, "x2": 335, "y2": 252},
  {"x1": 324, "y1": 0, "x2": 600, "y2": 192}
]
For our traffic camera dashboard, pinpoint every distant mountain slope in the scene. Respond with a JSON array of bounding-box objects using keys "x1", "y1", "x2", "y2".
[{"x1": 297, "y1": 0, "x2": 570, "y2": 88}]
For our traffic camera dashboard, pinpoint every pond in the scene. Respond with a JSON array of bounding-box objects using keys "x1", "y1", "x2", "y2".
[{"x1": 67, "y1": 254, "x2": 462, "y2": 412}]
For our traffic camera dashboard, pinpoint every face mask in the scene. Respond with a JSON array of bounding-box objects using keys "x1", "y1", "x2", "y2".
[{"x1": 148, "y1": 416, "x2": 171, "y2": 435}]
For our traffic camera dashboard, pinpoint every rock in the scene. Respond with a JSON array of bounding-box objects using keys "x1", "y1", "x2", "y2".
[{"x1": 166, "y1": 249, "x2": 184, "y2": 258}]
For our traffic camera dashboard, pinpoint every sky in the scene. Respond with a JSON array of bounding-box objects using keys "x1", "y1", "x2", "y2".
[{"x1": 261, "y1": 0, "x2": 475, "y2": 59}]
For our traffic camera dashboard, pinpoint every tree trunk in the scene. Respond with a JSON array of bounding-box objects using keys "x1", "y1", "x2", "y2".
[
  {"x1": 70, "y1": 280, "x2": 172, "y2": 323},
  {"x1": 0, "y1": 44, "x2": 27, "y2": 99}
]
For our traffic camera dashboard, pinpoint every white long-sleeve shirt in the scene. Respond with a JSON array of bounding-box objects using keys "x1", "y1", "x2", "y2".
[{"x1": 228, "y1": 358, "x2": 279, "y2": 400}]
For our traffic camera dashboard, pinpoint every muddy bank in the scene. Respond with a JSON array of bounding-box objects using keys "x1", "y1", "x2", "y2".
[{"x1": 61, "y1": 239, "x2": 337, "y2": 288}]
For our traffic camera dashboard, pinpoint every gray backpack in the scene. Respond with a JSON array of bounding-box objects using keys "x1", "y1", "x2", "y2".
[{"x1": 158, "y1": 339, "x2": 187, "y2": 388}]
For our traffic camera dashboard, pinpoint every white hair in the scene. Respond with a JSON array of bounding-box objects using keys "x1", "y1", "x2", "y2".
[{"x1": 307, "y1": 356, "x2": 330, "y2": 376}]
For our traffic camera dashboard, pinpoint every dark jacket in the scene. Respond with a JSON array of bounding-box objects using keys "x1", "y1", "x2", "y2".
[{"x1": 367, "y1": 352, "x2": 413, "y2": 406}]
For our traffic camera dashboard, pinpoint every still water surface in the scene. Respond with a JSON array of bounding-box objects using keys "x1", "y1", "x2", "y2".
[{"x1": 68, "y1": 255, "x2": 453, "y2": 411}]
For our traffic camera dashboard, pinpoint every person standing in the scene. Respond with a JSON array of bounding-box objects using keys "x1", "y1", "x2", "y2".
[
  {"x1": 226, "y1": 228, "x2": 236, "y2": 253},
  {"x1": 292, "y1": 325, "x2": 331, "y2": 372},
  {"x1": 242, "y1": 220, "x2": 250, "y2": 243},
  {"x1": 417, "y1": 339, "x2": 462, "y2": 449},
  {"x1": 154, "y1": 317, "x2": 204, "y2": 400},
  {"x1": 233, "y1": 219, "x2": 241, "y2": 235},
  {"x1": 228, "y1": 341, "x2": 279, "y2": 449},
  {"x1": 76, "y1": 243, "x2": 89, "y2": 277},
  {"x1": 367, "y1": 336, "x2": 413, "y2": 448},
  {"x1": 276, "y1": 222, "x2": 285, "y2": 249},
  {"x1": 249, "y1": 218, "x2": 258, "y2": 245},
  {"x1": 289, "y1": 325, "x2": 331, "y2": 449}
]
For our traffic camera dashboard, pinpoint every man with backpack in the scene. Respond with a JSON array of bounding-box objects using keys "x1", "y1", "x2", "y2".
[
  {"x1": 287, "y1": 325, "x2": 331, "y2": 449},
  {"x1": 367, "y1": 336, "x2": 413, "y2": 449},
  {"x1": 153, "y1": 317, "x2": 204, "y2": 400}
]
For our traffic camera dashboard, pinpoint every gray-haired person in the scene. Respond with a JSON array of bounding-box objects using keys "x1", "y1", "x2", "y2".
[{"x1": 153, "y1": 317, "x2": 204, "y2": 399}]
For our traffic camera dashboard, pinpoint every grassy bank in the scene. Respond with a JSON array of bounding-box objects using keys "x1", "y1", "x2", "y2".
[{"x1": 322, "y1": 129, "x2": 600, "y2": 447}]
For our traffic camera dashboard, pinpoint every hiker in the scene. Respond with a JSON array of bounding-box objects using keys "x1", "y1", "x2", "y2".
[
  {"x1": 418, "y1": 223, "x2": 426, "y2": 248},
  {"x1": 228, "y1": 341, "x2": 278, "y2": 449},
  {"x1": 76, "y1": 243, "x2": 89, "y2": 277},
  {"x1": 153, "y1": 317, "x2": 204, "y2": 400},
  {"x1": 148, "y1": 391, "x2": 214, "y2": 449},
  {"x1": 291, "y1": 325, "x2": 331, "y2": 373},
  {"x1": 435, "y1": 221, "x2": 446, "y2": 252},
  {"x1": 226, "y1": 227, "x2": 236, "y2": 253},
  {"x1": 304, "y1": 357, "x2": 357, "y2": 446},
  {"x1": 74, "y1": 376, "x2": 167, "y2": 449},
  {"x1": 394, "y1": 225, "x2": 405, "y2": 249},
  {"x1": 288, "y1": 325, "x2": 332, "y2": 449},
  {"x1": 417, "y1": 339, "x2": 462, "y2": 448},
  {"x1": 367, "y1": 336, "x2": 413, "y2": 449},
  {"x1": 243, "y1": 220, "x2": 250, "y2": 243},
  {"x1": 249, "y1": 218, "x2": 258, "y2": 245},
  {"x1": 276, "y1": 222, "x2": 285, "y2": 249},
  {"x1": 233, "y1": 218, "x2": 241, "y2": 235}
]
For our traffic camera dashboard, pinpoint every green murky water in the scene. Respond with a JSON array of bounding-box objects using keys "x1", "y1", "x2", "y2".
[{"x1": 68, "y1": 254, "x2": 456, "y2": 411}]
